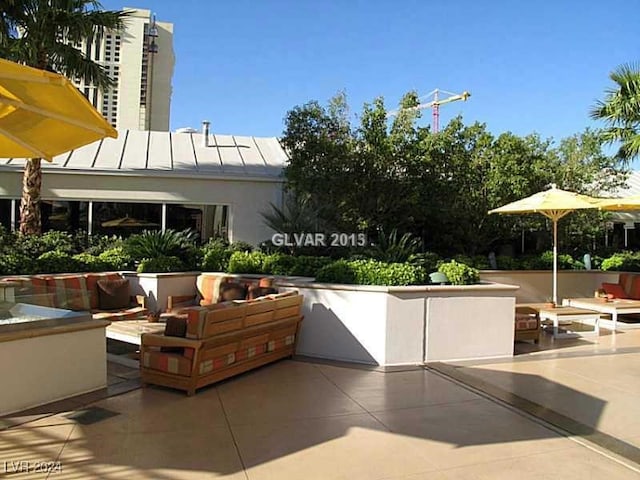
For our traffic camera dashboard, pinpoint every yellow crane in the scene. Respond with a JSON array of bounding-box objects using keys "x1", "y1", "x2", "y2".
[{"x1": 387, "y1": 88, "x2": 471, "y2": 132}]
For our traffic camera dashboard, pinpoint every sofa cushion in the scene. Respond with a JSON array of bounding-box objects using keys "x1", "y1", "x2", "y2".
[
  {"x1": 46, "y1": 275, "x2": 91, "y2": 311},
  {"x1": 97, "y1": 278, "x2": 130, "y2": 310},
  {"x1": 85, "y1": 273, "x2": 122, "y2": 309},
  {"x1": 627, "y1": 276, "x2": 640, "y2": 300},
  {"x1": 619, "y1": 273, "x2": 635, "y2": 297},
  {"x1": 602, "y1": 282, "x2": 629, "y2": 299},
  {"x1": 196, "y1": 274, "x2": 228, "y2": 305},
  {"x1": 92, "y1": 306, "x2": 147, "y2": 321},
  {"x1": 219, "y1": 282, "x2": 247, "y2": 302},
  {"x1": 143, "y1": 351, "x2": 192, "y2": 377},
  {"x1": 3, "y1": 277, "x2": 54, "y2": 307}
]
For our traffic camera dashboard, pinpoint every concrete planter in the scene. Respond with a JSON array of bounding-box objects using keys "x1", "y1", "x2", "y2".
[
  {"x1": 124, "y1": 271, "x2": 200, "y2": 313},
  {"x1": 479, "y1": 270, "x2": 619, "y2": 303},
  {"x1": 277, "y1": 281, "x2": 519, "y2": 366}
]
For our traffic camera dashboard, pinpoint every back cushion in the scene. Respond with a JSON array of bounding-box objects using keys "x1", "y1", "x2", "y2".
[
  {"x1": 3, "y1": 277, "x2": 53, "y2": 307},
  {"x1": 602, "y1": 282, "x2": 628, "y2": 299},
  {"x1": 46, "y1": 276, "x2": 91, "y2": 311},
  {"x1": 97, "y1": 278, "x2": 130, "y2": 310},
  {"x1": 627, "y1": 276, "x2": 640, "y2": 300},
  {"x1": 619, "y1": 273, "x2": 635, "y2": 297},
  {"x1": 196, "y1": 275, "x2": 227, "y2": 306},
  {"x1": 85, "y1": 273, "x2": 123, "y2": 310},
  {"x1": 219, "y1": 282, "x2": 247, "y2": 302}
]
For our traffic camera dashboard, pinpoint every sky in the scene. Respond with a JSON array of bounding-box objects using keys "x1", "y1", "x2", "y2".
[{"x1": 102, "y1": 0, "x2": 637, "y2": 146}]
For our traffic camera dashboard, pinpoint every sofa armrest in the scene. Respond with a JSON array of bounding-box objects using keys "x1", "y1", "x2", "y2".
[{"x1": 141, "y1": 333, "x2": 202, "y2": 349}]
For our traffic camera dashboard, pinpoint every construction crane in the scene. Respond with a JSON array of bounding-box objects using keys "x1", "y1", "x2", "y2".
[{"x1": 387, "y1": 88, "x2": 471, "y2": 132}]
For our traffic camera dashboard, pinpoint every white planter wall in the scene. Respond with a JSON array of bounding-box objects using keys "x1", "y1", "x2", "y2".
[
  {"x1": 124, "y1": 272, "x2": 199, "y2": 312},
  {"x1": 0, "y1": 321, "x2": 108, "y2": 415},
  {"x1": 479, "y1": 270, "x2": 620, "y2": 303},
  {"x1": 281, "y1": 282, "x2": 518, "y2": 366}
]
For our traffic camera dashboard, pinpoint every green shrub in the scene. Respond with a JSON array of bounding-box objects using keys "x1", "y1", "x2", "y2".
[
  {"x1": 227, "y1": 251, "x2": 266, "y2": 274},
  {"x1": 200, "y1": 238, "x2": 231, "y2": 271},
  {"x1": 471, "y1": 255, "x2": 491, "y2": 270},
  {"x1": 437, "y1": 260, "x2": 480, "y2": 285},
  {"x1": 125, "y1": 229, "x2": 198, "y2": 266},
  {"x1": 316, "y1": 259, "x2": 426, "y2": 286},
  {"x1": 261, "y1": 253, "x2": 297, "y2": 275},
  {"x1": 496, "y1": 255, "x2": 520, "y2": 270},
  {"x1": 0, "y1": 252, "x2": 35, "y2": 275},
  {"x1": 601, "y1": 252, "x2": 640, "y2": 271},
  {"x1": 228, "y1": 241, "x2": 254, "y2": 253},
  {"x1": 137, "y1": 255, "x2": 185, "y2": 273},
  {"x1": 35, "y1": 250, "x2": 80, "y2": 274},
  {"x1": 98, "y1": 246, "x2": 134, "y2": 271},
  {"x1": 315, "y1": 260, "x2": 357, "y2": 284},
  {"x1": 83, "y1": 234, "x2": 124, "y2": 256},
  {"x1": 72, "y1": 253, "x2": 110, "y2": 272},
  {"x1": 408, "y1": 252, "x2": 441, "y2": 273},
  {"x1": 288, "y1": 255, "x2": 333, "y2": 277},
  {"x1": 368, "y1": 229, "x2": 422, "y2": 263},
  {"x1": 13, "y1": 231, "x2": 77, "y2": 258}
]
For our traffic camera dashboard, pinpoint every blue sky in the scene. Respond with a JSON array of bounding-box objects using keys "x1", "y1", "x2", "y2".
[{"x1": 102, "y1": 0, "x2": 636, "y2": 144}]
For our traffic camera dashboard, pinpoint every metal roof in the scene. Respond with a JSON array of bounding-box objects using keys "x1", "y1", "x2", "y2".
[{"x1": 0, "y1": 130, "x2": 288, "y2": 180}]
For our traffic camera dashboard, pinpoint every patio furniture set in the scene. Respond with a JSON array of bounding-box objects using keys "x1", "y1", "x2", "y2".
[{"x1": 514, "y1": 272, "x2": 640, "y2": 342}]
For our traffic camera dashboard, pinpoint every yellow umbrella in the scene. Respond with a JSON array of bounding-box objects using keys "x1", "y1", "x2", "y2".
[
  {"x1": 0, "y1": 58, "x2": 117, "y2": 161},
  {"x1": 597, "y1": 195, "x2": 640, "y2": 211},
  {"x1": 489, "y1": 184, "x2": 601, "y2": 304}
]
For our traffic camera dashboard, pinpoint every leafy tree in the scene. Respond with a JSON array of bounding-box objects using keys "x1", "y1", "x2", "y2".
[
  {"x1": 591, "y1": 63, "x2": 640, "y2": 162},
  {"x1": 0, "y1": 0, "x2": 127, "y2": 235}
]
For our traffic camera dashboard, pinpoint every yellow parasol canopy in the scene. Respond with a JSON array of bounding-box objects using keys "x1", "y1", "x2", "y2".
[
  {"x1": 0, "y1": 58, "x2": 117, "y2": 161},
  {"x1": 489, "y1": 185, "x2": 601, "y2": 304},
  {"x1": 596, "y1": 195, "x2": 640, "y2": 212}
]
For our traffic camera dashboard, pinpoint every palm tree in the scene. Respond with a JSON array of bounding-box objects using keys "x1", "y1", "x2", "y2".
[
  {"x1": 0, "y1": 0, "x2": 127, "y2": 234},
  {"x1": 590, "y1": 63, "x2": 640, "y2": 163}
]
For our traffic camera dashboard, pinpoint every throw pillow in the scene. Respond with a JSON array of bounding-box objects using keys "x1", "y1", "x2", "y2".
[
  {"x1": 219, "y1": 282, "x2": 247, "y2": 302},
  {"x1": 97, "y1": 278, "x2": 130, "y2": 310}
]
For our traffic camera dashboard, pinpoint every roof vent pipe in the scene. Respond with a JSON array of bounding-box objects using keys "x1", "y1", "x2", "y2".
[{"x1": 202, "y1": 120, "x2": 210, "y2": 147}]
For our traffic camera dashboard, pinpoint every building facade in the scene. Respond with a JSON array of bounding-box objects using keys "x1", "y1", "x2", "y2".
[
  {"x1": 0, "y1": 130, "x2": 287, "y2": 246},
  {"x1": 71, "y1": 7, "x2": 174, "y2": 131}
]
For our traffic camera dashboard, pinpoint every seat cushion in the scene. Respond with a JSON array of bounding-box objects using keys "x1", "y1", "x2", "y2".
[
  {"x1": 92, "y1": 306, "x2": 147, "y2": 321},
  {"x1": 97, "y1": 278, "x2": 130, "y2": 310},
  {"x1": 46, "y1": 275, "x2": 91, "y2": 311},
  {"x1": 143, "y1": 351, "x2": 192, "y2": 376},
  {"x1": 602, "y1": 282, "x2": 629, "y2": 299},
  {"x1": 3, "y1": 277, "x2": 54, "y2": 307}
]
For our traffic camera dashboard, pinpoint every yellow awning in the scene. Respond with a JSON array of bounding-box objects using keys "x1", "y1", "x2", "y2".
[
  {"x1": 0, "y1": 58, "x2": 117, "y2": 161},
  {"x1": 597, "y1": 195, "x2": 640, "y2": 212}
]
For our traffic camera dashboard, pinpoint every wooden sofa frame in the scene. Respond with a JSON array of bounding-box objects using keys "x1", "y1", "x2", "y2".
[{"x1": 140, "y1": 293, "x2": 303, "y2": 395}]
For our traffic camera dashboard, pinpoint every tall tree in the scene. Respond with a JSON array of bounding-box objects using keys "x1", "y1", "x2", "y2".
[
  {"x1": 0, "y1": 0, "x2": 126, "y2": 234},
  {"x1": 591, "y1": 63, "x2": 640, "y2": 163}
]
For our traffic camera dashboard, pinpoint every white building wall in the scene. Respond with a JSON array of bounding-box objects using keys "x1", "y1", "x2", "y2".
[{"x1": 0, "y1": 171, "x2": 283, "y2": 246}]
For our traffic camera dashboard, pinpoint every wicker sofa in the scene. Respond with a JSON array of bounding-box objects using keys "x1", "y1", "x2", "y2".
[
  {"x1": 0, "y1": 272, "x2": 147, "y2": 321},
  {"x1": 140, "y1": 290, "x2": 303, "y2": 395}
]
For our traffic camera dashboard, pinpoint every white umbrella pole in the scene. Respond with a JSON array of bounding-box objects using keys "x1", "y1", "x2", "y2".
[{"x1": 553, "y1": 218, "x2": 558, "y2": 306}]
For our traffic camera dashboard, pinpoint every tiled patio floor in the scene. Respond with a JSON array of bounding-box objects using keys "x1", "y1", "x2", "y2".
[{"x1": 2, "y1": 353, "x2": 640, "y2": 479}]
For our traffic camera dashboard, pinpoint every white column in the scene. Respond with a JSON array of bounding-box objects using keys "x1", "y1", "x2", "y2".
[
  {"x1": 161, "y1": 203, "x2": 167, "y2": 232},
  {"x1": 88, "y1": 201, "x2": 93, "y2": 235},
  {"x1": 10, "y1": 199, "x2": 16, "y2": 232}
]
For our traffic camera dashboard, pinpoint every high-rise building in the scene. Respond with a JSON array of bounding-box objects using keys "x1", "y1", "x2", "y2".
[{"x1": 71, "y1": 7, "x2": 174, "y2": 131}]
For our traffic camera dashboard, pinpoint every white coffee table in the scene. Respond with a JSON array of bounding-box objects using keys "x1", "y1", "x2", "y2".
[
  {"x1": 563, "y1": 298, "x2": 640, "y2": 331},
  {"x1": 537, "y1": 306, "x2": 601, "y2": 338}
]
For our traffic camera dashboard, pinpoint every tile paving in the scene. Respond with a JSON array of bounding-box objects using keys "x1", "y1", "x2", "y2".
[{"x1": 1, "y1": 329, "x2": 640, "y2": 478}]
